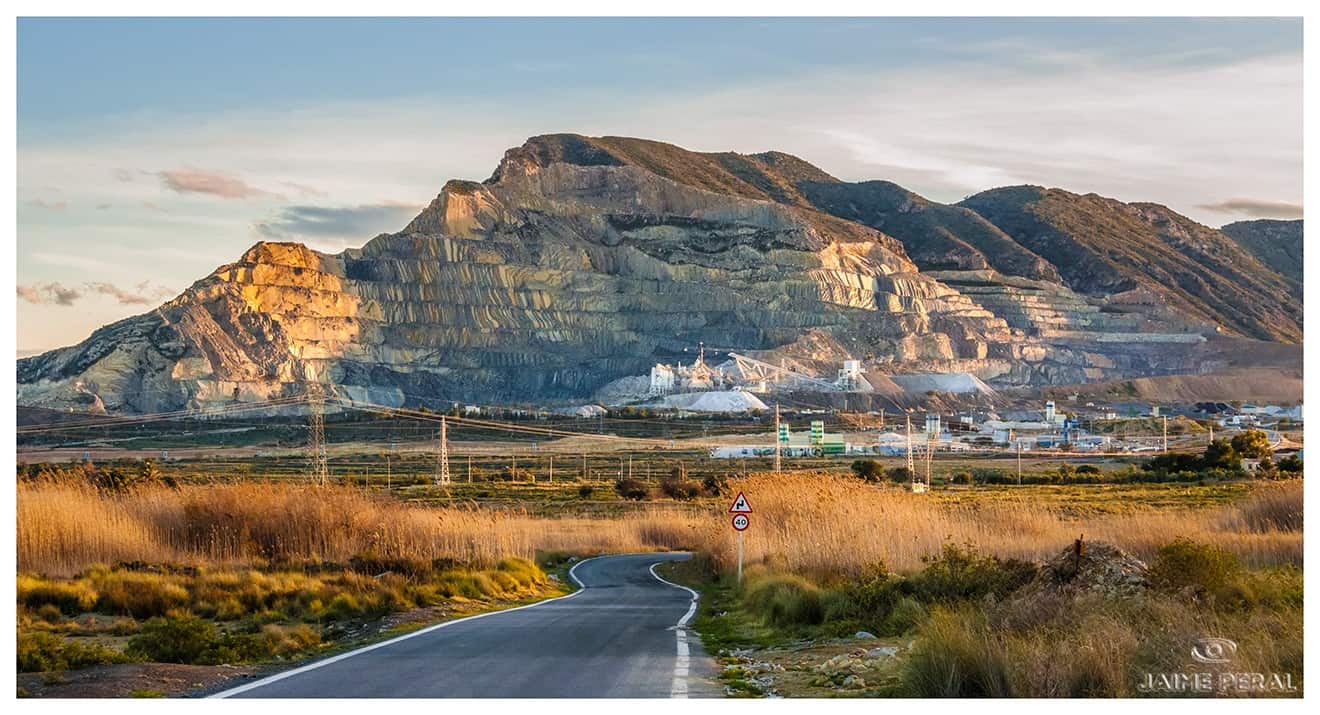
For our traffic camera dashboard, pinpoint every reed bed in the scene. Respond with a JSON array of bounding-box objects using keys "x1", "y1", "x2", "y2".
[
  {"x1": 696, "y1": 473, "x2": 1302, "y2": 579},
  {"x1": 18, "y1": 481, "x2": 702, "y2": 577},
  {"x1": 18, "y1": 475, "x2": 1300, "y2": 580}
]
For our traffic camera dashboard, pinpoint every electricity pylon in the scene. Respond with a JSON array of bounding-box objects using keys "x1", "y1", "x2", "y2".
[
  {"x1": 306, "y1": 383, "x2": 329, "y2": 486},
  {"x1": 436, "y1": 416, "x2": 451, "y2": 485}
]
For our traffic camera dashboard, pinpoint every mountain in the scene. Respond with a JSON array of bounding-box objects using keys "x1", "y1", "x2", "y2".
[
  {"x1": 1220, "y1": 219, "x2": 1303, "y2": 288},
  {"x1": 16, "y1": 134, "x2": 1302, "y2": 414},
  {"x1": 958, "y1": 187, "x2": 1302, "y2": 342}
]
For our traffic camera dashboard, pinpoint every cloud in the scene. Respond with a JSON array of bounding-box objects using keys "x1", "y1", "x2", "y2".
[
  {"x1": 24, "y1": 198, "x2": 68, "y2": 210},
  {"x1": 279, "y1": 181, "x2": 327, "y2": 198},
  {"x1": 17, "y1": 282, "x2": 82, "y2": 306},
  {"x1": 157, "y1": 168, "x2": 276, "y2": 200},
  {"x1": 1194, "y1": 198, "x2": 1303, "y2": 219},
  {"x1": 87, "y1": 281, "x2": 175, "y2": 305},
  {"x1": 16, "y1": 281, "x2": 173, "y2": 306},
  {"x1": 254, "y1": 201, "x2": 422, "y2": 242}
]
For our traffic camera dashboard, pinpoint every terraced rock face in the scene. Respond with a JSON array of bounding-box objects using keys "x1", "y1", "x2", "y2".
[{"x1": 15, "y1": 134, "x2": 1301, "y2": 414}]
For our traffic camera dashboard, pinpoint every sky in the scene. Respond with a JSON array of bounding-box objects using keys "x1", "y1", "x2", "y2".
[{"x1": 16, "y1": 17, "x2": 1303, "y2": 354}]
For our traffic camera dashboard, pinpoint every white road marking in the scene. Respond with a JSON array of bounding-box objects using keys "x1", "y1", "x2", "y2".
[
  {"x1": 649, "y1": 560, "x2": 700, "y2": 699},
  {"x1": 209, "y1": 556, "x2": 601, "y2": 698}
]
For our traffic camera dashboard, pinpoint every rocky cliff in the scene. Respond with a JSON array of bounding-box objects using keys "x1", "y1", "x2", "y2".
[{"x1": 16, "y1": 134, "x2": 1302, "y2": 413}]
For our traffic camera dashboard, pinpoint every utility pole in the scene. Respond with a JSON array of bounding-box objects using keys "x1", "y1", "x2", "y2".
[
  {"x1": 774, "y1": 404, "x2": 782, "y2": 475},
  {"x1": 1017, "y1": 441, "x2": 1023, "y2": 485},
  {"x1": 925, "y1": 429, "x2": 935, "y2": 488},
  {"x1": 1162, "y1": 416, "x2": 1169, "y2": 453},
  {"x1": 905, "y1": 416, "x2": 915, "y2": 474},
  {"x1": 385, "y1": 453, "x2": 391, "y2": 491},
  {"x1": 549, "y1": 454, "x2": 554, "y2": 483},
  {"x1": 307, "y1": 383, "x2": 329, "y2": 487},
  {"x1": 582, "y1": 452, "x2": 587, "y2": 482},
  {"x1": 468, "y1": 455, "x2": 473, "y2": 483}
]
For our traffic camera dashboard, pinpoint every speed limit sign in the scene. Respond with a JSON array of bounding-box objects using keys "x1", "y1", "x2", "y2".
[{"x1": 731, "y1": 513, "x2": 750, "y2": 531}]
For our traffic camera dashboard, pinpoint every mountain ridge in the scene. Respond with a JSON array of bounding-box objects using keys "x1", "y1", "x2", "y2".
[{"x1": 16, "y1": 134, "x2": 1302, "y2": 414}]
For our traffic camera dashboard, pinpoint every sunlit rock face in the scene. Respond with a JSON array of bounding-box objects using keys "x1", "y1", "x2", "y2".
[{"x1": 16, "y1": 134, "x2": 1292, "y2": 413}]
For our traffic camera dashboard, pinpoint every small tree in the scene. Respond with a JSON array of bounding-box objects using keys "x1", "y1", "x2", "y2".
[
  {"x1": 1202, "y1": 439, "x2": 1241, "y2": 470},
  {"x1": 850, "y1": 459, "x2": 886, "y2": 483},
  {"x1": 1230, "y1": 430, "x2": 1272, "y2": 459}
]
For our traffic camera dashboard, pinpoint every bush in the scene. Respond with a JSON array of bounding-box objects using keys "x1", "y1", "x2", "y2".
[
  {"x1": 1277, "y1": 454, "x2": 1303, "y2": 473},
  {"x1": 910, "y1": 544, "x2": 1036, "y2": 603},
  {"x1": 614, "y1": 478, "x2": 648, "y2": 501},
  {"x1": 577, "y1": 485, "x2": 594, "y2": 498},
  {"x1": 1148, "y1": 538, "x2": 1239, "y2": 597},
  {"x1": 1203, "y1": 439, "x2": 1241, "y2": 469},
  {"x1": 659, "y1": 477, "x2": 703, "y2": 500},
  {"x1": 850, "y1": 460, "x2": 886, "y2": 483},
  {"x1": 702, "y1": 473, "x2": 730, "y2": 495},
  {"x1": 742, "y1": 574, "x2": 825, "y2": 627},
  {"x1": 18, "y1": 631, "x2": 129, "y2": 672},
  {"x1": 126, "y1": 615, "x2": 218, "y2": 664},
  {"x1": 94, "y1": 572, "x2": 190, "y2": 618},
  {"x1": 17, "y1": 575, "x2": 98, "y2": 615},
  {"x1": 886, "y1": 466, "x2": 915, "y2": 484}
]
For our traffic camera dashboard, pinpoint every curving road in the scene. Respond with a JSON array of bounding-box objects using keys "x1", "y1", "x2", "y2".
[{"x1": 212, "y1": 553, "x2": 717, "y2": 698}]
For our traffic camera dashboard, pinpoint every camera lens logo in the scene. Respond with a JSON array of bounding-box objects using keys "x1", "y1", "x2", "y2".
[{"x1": 1191, "y1": 637, "x2": 1237, "y2": 664}]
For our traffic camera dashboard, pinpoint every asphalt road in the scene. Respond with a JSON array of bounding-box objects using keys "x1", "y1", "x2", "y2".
[{"x1": 214, "y1": 553, "x2": 717, "y2": 698}]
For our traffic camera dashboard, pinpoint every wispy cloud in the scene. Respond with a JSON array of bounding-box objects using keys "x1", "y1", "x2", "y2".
[
  {"x1": 17, "y1": 280, "x2": 173, "y2": 306},
  {"x1": 157, "y1": 168, "x2": 276, "y2": 200},
  {"x1": 1195, "y1": 198, "x2": 1303, "y2": 220},
  {"x1": 254, "y1": 201, "x2": 421, "y2": 241},
  {"x1": 17, "y1": 282, "x2": 82, "y2": 306},
  {"x1": 24, "y1": 198, "x2": 68, "y2": 210},
  {"x1": 87, "y1": 280, "x2": 175, "y2": 305}
]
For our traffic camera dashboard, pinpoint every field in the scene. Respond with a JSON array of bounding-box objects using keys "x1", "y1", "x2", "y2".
[{"x1": 15, "y1": 436, "x2": 1305, "y2": 698}]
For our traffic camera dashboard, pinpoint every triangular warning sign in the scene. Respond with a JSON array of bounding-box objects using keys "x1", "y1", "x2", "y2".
[{"x1": 729, "y1": 492, "x2": 752, "y2": 513}]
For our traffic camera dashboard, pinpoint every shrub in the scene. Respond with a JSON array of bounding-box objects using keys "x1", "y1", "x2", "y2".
[
  {"x1": 126, "y1": 615, "x2": 218, "y2": 664},
  {"x1": 702, "y1": 473, "x2": 730, "y2": 495},
  {"x1": 1276, "y1": 454, "x2": 1302, "y2": 472},
  {"x1": 659, "y1": 477, "x2": 703, "y2": 500},
  {"x1": 614, "y1": 478, "x2": 649, "y2": 501},
  {"x1": 1203, "y1": 439, "x2": 1241, "y2": 469},
  {"x1": 94, "y1": 572, "x2": 190, "y2": 618},
  {"x1": 910, "y1": 544, "x2": 1036, "y2": 603},
  {"x1": 1148, "y1": 538, "x2": 1239, "y2": 597},
  {"x1": 17, "y1": 575, "x2": 98, "y2": 615},
  {"x1": 850, "y1": 460, "x2": 886, "y2": 483},
  {"x1": 577, "y1": 485, "x2": 594, "y2": 498},
  {"x1": 887, "y1": 466, "x2": 915, "y2": 484},
  {"x1": 742, "y1": 574, "x2": 825, "y2": 627},
  {"x1": 17, "y1": 631, "x2": 129, "y2": 672}
]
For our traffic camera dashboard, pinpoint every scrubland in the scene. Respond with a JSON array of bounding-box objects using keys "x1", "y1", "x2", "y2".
[{"x1": 16, "y1": 469, "x2": 1304, "y2": 697}]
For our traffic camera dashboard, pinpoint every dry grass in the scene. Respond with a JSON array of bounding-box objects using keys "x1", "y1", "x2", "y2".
[
  {"x1": 695, "y1": 473, "x2": 1302, "y2": 579},
  {"x1": 18, "y1": 481, "x2": 702, "y2": 577},
  {"x1": 19, "y1": 474, "x2": 1300, "y2": 581}
]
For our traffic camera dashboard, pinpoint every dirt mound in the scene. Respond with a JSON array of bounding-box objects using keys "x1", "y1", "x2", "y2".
[{"x1": 1020, "y1": 540, "x2": 1149, "y2": 600}]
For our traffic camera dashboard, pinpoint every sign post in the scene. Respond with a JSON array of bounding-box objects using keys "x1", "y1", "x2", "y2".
[{"x1": 729, "y1": 492, "x2": 753, "y2": 583}]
